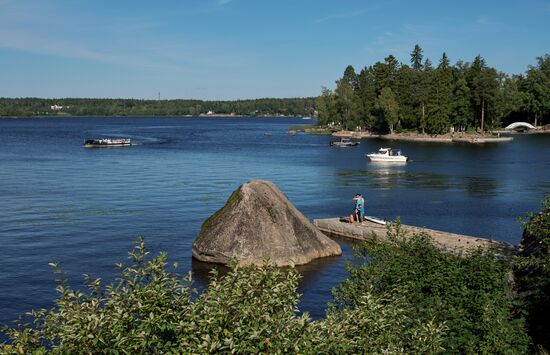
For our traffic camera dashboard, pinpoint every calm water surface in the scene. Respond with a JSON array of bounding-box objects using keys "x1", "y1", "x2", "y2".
[{"x1": 0, "y1": 116, "x2": 549, "y2": 323}]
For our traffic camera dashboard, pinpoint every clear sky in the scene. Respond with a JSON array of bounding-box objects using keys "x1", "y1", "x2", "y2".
[{"x1": 1, "y1": 0, "x2": 549, "y2": 100}]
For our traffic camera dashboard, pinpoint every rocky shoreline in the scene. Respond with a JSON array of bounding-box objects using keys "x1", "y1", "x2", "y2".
[{"x1": 331, "y1": 130, "x2": 514, "y2": 144}]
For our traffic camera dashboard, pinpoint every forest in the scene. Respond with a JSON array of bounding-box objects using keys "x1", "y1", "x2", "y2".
[
  {"x1": 0, "y1": 97, "x2": 316, "y2": 117},
  {"x1": 316, "y1": 45, "x2": 550, "y2": 134}
]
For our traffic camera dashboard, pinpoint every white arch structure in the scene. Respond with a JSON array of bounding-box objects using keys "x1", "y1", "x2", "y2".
[{"x1": 504, "y1": 122, "x2": 536, "y2": 130}]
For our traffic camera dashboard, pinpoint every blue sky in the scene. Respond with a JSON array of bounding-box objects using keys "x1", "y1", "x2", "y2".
[{"x1": 1, "y1": 0, "x2": 549, "y2": 100}]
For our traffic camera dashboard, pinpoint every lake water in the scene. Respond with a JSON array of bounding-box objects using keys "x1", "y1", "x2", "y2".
[{"x1": 0, "y1": 116, "x2": 549, "y2": 324}]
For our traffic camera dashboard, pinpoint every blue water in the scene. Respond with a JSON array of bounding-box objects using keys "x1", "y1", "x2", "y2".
[{"x1": 0, "y1": 116, "x2": 549, "y2": 324}]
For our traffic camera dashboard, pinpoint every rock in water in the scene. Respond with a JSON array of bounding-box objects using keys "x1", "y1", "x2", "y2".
[{"x1": 192, "y1": 180, "x2": 342, "y2": 266}]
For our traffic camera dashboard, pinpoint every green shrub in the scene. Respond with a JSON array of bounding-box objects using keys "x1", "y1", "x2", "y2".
[
  {"x1": 332, "y1": 222, "x2": 530, "y2": 354},
  {"x1": 1, "y1": 238, "x2": 447, "y2": 354},
  {"x1": 520, "y1": 196, "x2": 550, "y2": 253},
  {"x1": 514, "y1": 196, "x2": 550, "y2": 352},
  {"x1": 0, "y1": 239, "x2": 311, "y2": 354}
]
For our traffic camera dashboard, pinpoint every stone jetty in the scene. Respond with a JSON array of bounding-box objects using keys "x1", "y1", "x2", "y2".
[
  {"x1": 192, "y1": 180, "x2": 342, "y2": 266},
  {"x1": 314, "y1": 218, "x2": 517, "y2": 255}
]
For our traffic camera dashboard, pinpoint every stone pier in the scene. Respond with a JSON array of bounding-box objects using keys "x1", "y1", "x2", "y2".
[{"x1": 313, "y1": 218, "x2": 517, "y2": 256}]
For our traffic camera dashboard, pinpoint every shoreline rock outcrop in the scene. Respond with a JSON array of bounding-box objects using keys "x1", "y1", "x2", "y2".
[{"x1": 192, "y1": 180, "x2": 342, "y2": 266}]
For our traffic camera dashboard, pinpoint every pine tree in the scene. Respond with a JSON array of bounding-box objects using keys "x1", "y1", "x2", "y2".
[
  {"x1": 373, "y1": 55, "x2": 400, "y2": 94},
  {"x1": 410, "y1": 44, "x2": 424, "y2": 71},
  {"x1": 409, "y1": 45, "x2": 426, "y2": 132},
  {"x1": 396, "y1": 65, "x2": 416, "y2": 129},
  {"x1": 335, "y1": 79, "x2": 360, "y2": 130},
  {"x1": 377, "y1": 87, "x2": 399, "y2": 134},
  {"x1": 451, "y1": 78, "x2": 472, "y2": 131},
  {"x1": 524, "y1": 55, "x2": 550, "y2": 126},
  {"x1": 357, "y1": 67, "x2": 377, "y2": 130},
  {"x1": 466, "y1": 55, "x2": 498, "y2": 133},
  {"x1": 417, "y1": 58, "x2": 433, "y2": 134},
  {"x1": 426, "y1": 53, "x2": 452, "y2": 134},
  {"x1": 342, "y1": 65, "x2": 359, "y2": 91}
]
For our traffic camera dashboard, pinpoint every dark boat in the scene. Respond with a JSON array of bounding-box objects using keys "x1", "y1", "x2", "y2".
[
  {"x1": 330, "y1": 138, "x2": 359, "y2": 147},
  {"x1": 84, "y1": 138, "x2": 132, "y2": 148}
]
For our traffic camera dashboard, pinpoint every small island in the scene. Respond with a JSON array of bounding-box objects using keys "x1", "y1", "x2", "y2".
[{"x1": 300, "y1": 46, "x2": 549, "y2": 144}]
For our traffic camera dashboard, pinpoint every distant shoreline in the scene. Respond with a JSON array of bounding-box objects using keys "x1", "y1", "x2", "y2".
[{"x1": 0, "y1": 114, "x2": 306, "y2": 119}]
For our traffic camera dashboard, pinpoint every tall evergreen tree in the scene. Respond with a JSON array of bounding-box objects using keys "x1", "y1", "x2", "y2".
[
  {"x1": 357, "y1": 67, "x2": 377, "y2": 130},
  {"x1": 451, "y1": 78, "x2": 472, "y2": 131},
  {"x1": 426, "y1": 53, "x2": 452, "y2": 134},
  {"x1": 410, "y1": 44, "x2": 424, "y2": 71},
  {"x1": 396, "y1": 65, "x2": 416, "y2": 129},
  {"x1": 335, "y1": 79, "x2": 360, "y2": 130},
  {"x1": 409, "y1": 45, "x2": 426, "y2": 132},
  {"x1": 373, "y1": 55, "x2": 400, "y2": 94},
  {"x1": 524, "y1": 54, "x2": 550, "y2": 126},
  {"x1": 377, "y1": 87, "x2": 399, "y2": 134},
  {"x1": 342, "y1": 65, "x2": 359, "y2": 91},
  {"x1": 466, "y1": 55, "x2": 498, "y2": 133},
  {"x1": 417, "y1": 58, "x2": 433, "y2": 134}
]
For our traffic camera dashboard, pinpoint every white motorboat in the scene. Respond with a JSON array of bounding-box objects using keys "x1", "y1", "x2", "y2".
[
  {"x1": 366, "y1": 147, "x2": 408, "y2": 162},
  {"x1": 330, "y1": 138, "x2": 360, "y2": 147}
]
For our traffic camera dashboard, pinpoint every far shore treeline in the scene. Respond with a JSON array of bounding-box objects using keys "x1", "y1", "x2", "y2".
[
  {"x1": 0, "y1": 97, "x2": 316, "y2": 117},
  {"x1": 317, "y1": 45, "x2": 550, "y2": 134}
]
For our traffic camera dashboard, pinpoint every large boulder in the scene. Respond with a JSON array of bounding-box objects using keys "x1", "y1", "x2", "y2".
[{"x1": 192, "y1": 180, "x2": 342, "y2": 266}]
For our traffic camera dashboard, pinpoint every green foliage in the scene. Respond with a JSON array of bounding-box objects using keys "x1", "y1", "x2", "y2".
[
  {"x1": 356, "y1": 67, "x2": 378, "y2": 130},
  {"x1": 333, "y1": 223, "x2": 530, "y2": 354},
  {"x1": 410, "y1": 44, "x2": 424, "y2": 71},
  {"x1": 376, "y1": 87, "x2": 399, "y2": 133},
  {"x1": 451, "y1": 77, "x2": 473, "y2": 131},
  {"x1": 426, "y1": 53, "x2": 452, "y2": 134},
  {"x1": 521, "y1": 196, "x2": 550, "y2": 252},
  {"x1": 1, "y1": 237, "x2": 448, "y2": 354},
  {"x1": 316, "y1": 87, "x2": 339, "y2": 126},
  {"x1": 335, "y1": 78, "x2": 361, "y2": 130},
  {"x1": 318, "y1": 45, "x2": 550, "y2": 133},
  {"x1": 514, "y1": 196, "x2": 550, "y2": 352},
  {"x1": 309, "y1": 292, "x2": 447, "y2": 354},
  {"x1": 523, "y1": 55, "x2": 550, "y2": 125},
  {"x1": 1, "y1": 239, "x2": 308, "y2": 353},
  {"x1": 465, "y1": 55, "x2": 499, "y2": 132}
]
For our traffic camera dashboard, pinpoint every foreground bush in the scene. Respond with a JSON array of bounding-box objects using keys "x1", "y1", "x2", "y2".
[
  {"x1": 1, "y1": 238, "x2": 446, "y2": 354},
  {"x1": 514, "y1": 196, "x2": 550, "y2": 352},
  {"x1": 3, "y1": 217, "x2": 541, "y2": 353},
  {"x1": 332, "y1": 222, "x2": 530, "y2": 354},
  {"x1": 1, "y1": 240, "x2": 306, "y2": 353}
]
